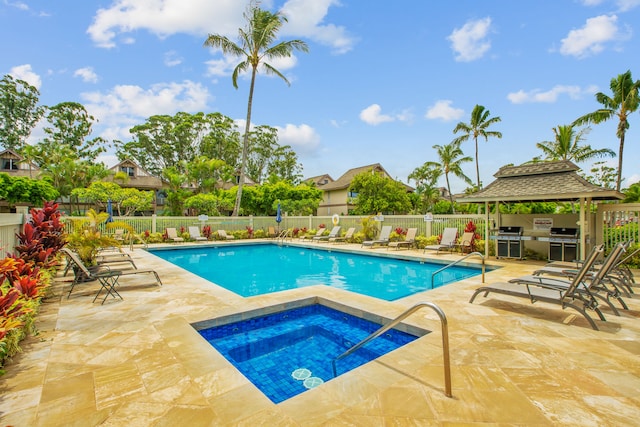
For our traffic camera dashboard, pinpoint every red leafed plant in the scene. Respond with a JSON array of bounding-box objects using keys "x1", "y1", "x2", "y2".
[
  {"x1": 246, "y1": 226, "x2": 254, "y2": 238},
  {"x1": 12, "y1": 276, "x2": 44, "y2": 300},
  {"x1": 202, "y1": 225, "x2": 212, "y2": 239},
  {"x1": 14, "y1": 201, "x2": 65, "y2": 269},
  {"x1": 292, "y1": 227, "x2": 300, "y2": 237},
  {"x1": 318, "y1": 224, "x2": 326, "y2": 229},
  {"x1": 395, "y1": 227, "x2": 407, "y2": 236}
]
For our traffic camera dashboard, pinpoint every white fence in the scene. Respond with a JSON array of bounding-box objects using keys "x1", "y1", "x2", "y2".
[{"x1": 0, "y1": 214, "x2": 23, "y2": 259}]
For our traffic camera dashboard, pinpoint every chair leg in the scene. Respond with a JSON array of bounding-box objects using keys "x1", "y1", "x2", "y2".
[{"x1": 93, "y1": 276, "x2": 123, "y2": 304}]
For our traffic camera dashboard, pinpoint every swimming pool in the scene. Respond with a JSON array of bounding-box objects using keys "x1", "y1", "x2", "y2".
[
  {"x1": 150, "y1": 243, "x2": 483, "y2": 300},
  {"x1": 195, "y1": 302, "x2": 424, "y2": 403}
]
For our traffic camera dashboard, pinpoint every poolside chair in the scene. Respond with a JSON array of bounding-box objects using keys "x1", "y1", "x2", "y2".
[
  {"x1": 469, "y1": 244, "x2": 607, "y2": 330},
  {"x1": 300, "y1": 228, "x2": 326, "y2": 240},
  {"x1": 456, "y1": 232, "x2": 476, "y2": 254},
  {"x1": 188, "y1": 226, "x2": 208, "y2": 241},
  {"x1": 62, "y1": 248, "x2": 162, "y2": 304},
  {"x1": 217, "y1": 229, "x2": 235, "y2": 240},
  {"x1": 388, "y1": 228, "x2": 417, "y2": 250},
  {"x1": 314, "y1": 226, "x2": 341, "y2": 242},
  {"x1": 113, "y1": 228, "x2": 125, "y2": 242},
  {"x1": 62, "y1": 248, "x2": 137, "y2": 276},
  {"x1": 362, "y1": 225, "x2": 392, "y2": 248},
  {"x1": 330, "y1": 227, "x2": 355, "y2": 243},
  {"x1": 166, "y1": 227, "x2": 184, "y2": 243},
  {"x1": 424, "y1": 228, "x2": 458, "y2": 254},
  {"x1": 521, "y1": 242, "x2": 630, "y2": 313},
  {"x1": 267, "y1": 226, "x2": 277, "y2": 238}
]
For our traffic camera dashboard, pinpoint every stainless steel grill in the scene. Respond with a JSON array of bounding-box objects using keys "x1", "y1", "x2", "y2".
[
  {"x1": 495, "y1": 226, "x2": 525, "y2": 259},
  {"x1": 538, "y1": 227, "x2": 579, "y2": 261}
]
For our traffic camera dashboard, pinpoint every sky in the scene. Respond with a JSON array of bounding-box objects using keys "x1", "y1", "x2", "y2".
[{"x1": 2, "y1": 0, "x2": 640, "y2": 193}]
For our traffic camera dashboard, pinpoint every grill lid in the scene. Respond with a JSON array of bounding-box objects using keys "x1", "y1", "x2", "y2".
[
  {"x1": 498, "y1": 226, "x2": 523, "y2": 235},
  {"x1": 549, "y1": 227, "x2": 578, "y2": 237}
]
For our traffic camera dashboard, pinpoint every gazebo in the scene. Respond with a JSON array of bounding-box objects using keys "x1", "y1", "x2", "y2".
[{"x1": 456, "y1": 160, "x2": 624, "y2": 259}]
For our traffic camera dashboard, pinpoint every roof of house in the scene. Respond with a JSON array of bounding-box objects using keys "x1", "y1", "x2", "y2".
[
  {"x1": 457, "y1": 160, "x2": 624, "y2": 203},
  {"x1": 105, "y1": 159, "x2": 164, "y2": 190},
  {"x1": 303, "y1": 174, "x2": 334, "y2": 187},
  {"x1": 319, "y1": 163, "x2": 414, "y2": 192}
]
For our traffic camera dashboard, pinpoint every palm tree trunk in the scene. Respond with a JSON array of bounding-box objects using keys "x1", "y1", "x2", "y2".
[
  {"x1": 475, "y1": 137, "x2": 480, "y2": 189},
  {"x1": 232, "y1": 67, "x2": 258, "y2": 216},
  {"x1": 445, "y1": 173, "x2": 455, "y2": 214},
  {"x1": 616, "y1": 133, "x2": 625, "y2": 192}
]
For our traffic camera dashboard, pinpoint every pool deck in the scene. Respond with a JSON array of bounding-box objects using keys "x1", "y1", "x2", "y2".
[{"x1": 2, "y1": 241, "x2": 640, "y2": 426}]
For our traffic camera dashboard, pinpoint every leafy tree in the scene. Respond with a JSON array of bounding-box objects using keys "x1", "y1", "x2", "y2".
[
  {"x1": 452, "y1": 104, "x2": 502, "y2": 189},
  {"x1": 204, "y1": 4, "x2": 309, "y2": 216},
  {"x1": 72, "y1": 181, "x2": 153, "y2": 216},
  {"x1": 622, "y1": 183, "x2": 640, "y2": 203},
  {"x1": 267, "y1": 145, "x2": 303, "y2": 184},
  {"x1": 408, "y1": 163, "x2": 443, "y2": 212},
  {"x1": 40, "y1": 102, "x2": 105, "y2": 161},
  {"x1": 573, "y1": 70, "x2": 640, "y2": 191},
  {"x1": 184, "y1": 193, "x2": 231, "y2": 216},
  {"x1": 0, "y1": 173, "x2": 59, "y2": 206},
  {"x1": 425, "y1": 141, "x2": 472, "y2": 213},
  {"x1": 535, "y1": 125, "x2": 614, "y2": 163},
  {"x1": 235, "y1": 180, "x2": 321, "y2": 216},
  {"x1": 583, "y1": 161, "x2": 617, "y2": 189},
  {"x1": 183, "y1": 156, "x2": 233, "y2": 194},
  {"x1": 0, "y1": 74, "x2": 44, "y2": 152},
  {"x1": 199, "y1": 112, "x2": 241, "y2": 166},
  {"x1": 348, "y1": 170, "x2": 411, "y2": 215},
  {"x1": 162, "y1": 167, "x2": 190, "y2": 215}
]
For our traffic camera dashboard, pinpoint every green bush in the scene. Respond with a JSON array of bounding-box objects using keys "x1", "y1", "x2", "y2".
[{"x1": 253, "y1": 229, "x2": 266, "y2": 239}]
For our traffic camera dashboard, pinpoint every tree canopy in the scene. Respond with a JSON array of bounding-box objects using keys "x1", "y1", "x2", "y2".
[
  {"x1": 0, "y1": 74, "x2": 44, "y2": 152},
  {"x1": 348, "y1": 170, "x2": 411, "y2": 215}
]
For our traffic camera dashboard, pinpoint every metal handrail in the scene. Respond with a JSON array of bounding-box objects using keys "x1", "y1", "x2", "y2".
[
  {"x1": 431, "y1": 251, "x2": 485, "y2": 289},
  {"x1": 276, "y1": 229, "x2": 291, "y2": 243},
  {"x1": 331, "y1": 302, "x2": 452, "y2": 398}
]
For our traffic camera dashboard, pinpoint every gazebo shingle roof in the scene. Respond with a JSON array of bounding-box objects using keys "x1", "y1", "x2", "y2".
[{"x1": 457, "y1": 160, "x2": 623, "y2": 203}]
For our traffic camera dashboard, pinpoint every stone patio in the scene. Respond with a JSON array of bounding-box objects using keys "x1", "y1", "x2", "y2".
[{"x1": 1, "y1": 241, "x2": 639, "y2": 426}]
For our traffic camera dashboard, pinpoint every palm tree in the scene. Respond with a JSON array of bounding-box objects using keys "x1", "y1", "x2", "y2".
[
  {"x1": 408, "y1": 163, "x2": 442, "y2": 212},
  {"x1": 573, "y1": 70, "x2": 640, "y2": 191},
  {"x1": 425, "y1": 141, "x2": 472, "y2": 213},
  {"x1": 536, "y1": 125, "x2": 615, "y2": 162},
  {"x1": 452, "y1": 104, "x2": 502, "y2": 189},
  {"x1": 203, "y1": 5, "x2": 308, "y2": 216}
]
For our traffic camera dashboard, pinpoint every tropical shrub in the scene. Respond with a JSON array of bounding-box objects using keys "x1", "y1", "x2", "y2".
[{"x1": 14, "y1": 201, "x2": 66, "y2": 269}]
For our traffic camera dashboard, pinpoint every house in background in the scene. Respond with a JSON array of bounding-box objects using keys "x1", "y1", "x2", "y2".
[
  {"x1": 104, "y1": 159, "x2": 165, "y2": 212},
  {"x1": 304, "y1": 174, "x2": 334, "y2": 188},
  {"x1": 0, "y1": 149, "x2": 39, "y2": 178},
  {"x1": 313, "y1": 163, "x2": 413, "y2": 216}
]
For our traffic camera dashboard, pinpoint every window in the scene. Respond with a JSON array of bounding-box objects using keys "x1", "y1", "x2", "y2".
[
  {"x1": 348, "y1": 191, "x2": 359, "y2": 198},
  {"x1": 121, "y1": 166, "x2": 135, "y2": 177},
  {"x1": 2, "y1": 159, "x2": 18, "y2": 170}
]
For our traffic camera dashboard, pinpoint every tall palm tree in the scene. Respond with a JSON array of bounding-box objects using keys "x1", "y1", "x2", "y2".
[
  {"x1": 203, "y1": 5, "x2": 308, "y2": 216},
  {"x1": 573, "y1": 70, "x2": 640, "y2": 191},
  {"x1": 536, "y1": 125, "x2": 615, "y2": 162},
  {"x1": 452, "y1": 104, "x2": 502, "y2": 189},
  {"x1": 425, "y1": 141, "x2": 472, "y2": 213}
]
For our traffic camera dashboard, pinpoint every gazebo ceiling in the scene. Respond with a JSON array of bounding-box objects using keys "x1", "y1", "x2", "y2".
[{"x1": 456, "y1": 160, "x2": 624, "y2": 203}]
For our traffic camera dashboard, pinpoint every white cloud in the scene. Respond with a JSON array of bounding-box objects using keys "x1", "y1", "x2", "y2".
[
  {"x1": 425, "y1": 100, "x2": 464, "y2": 121},
  {"x1": 80, "y1": 80, "x2": 211, "y2": 140},
  {"x1": 276, "y1": 123, "x2": 321, "y2": 154},
  {"x1": 164, "y1": 50, "x2": 183, "y2": 67},
  {"x1": 74, "y1": 67, "x2": 99, "y2": 83},
  {"x1": 507, "y1": 85, "x2": 595, "y2": 104},
  {"x1": 559, "y1": 15, "x2": 623, "y2": 58},
  {"x1": 86, "y1": 0, "x2": 355, "y2": 54},
  {"x1": 9, "y1": 64, "x2": 41, "y2": 89},
  {"x1": 4, "y1": 0, "x2": 28, "y2": 11},
  {"x1": 359, "y1": 104, "x2": 411, "y2": 126},
  {"x1": 616, "y1": 0, "x2": 640, "y2": 11},
  {"x1": 280, "y1": 0, "x2": 357, "y2": 54},
  {"x1": 447, "y1": 17, "x2": 492, "y2": 62},
  {"x1": 87, "y1": 0, "x2": 246, "y2": 48}
]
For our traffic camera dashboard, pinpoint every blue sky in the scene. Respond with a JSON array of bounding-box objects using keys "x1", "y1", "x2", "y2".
[{"x1": 2, "y1": 0, "x2": 640, "y2": 192}]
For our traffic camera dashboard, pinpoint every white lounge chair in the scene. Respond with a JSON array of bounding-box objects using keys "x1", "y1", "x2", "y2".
[
  {"x1": 362, "y1": 225, "x2": 392, "y2": 248},
  {"x1": 424, "y1": 228, "x2": 458, "y2": 254},
  {"x1": 188, "y1": 226, "x2": 208, "y2": 241},
  {"x1": 217, "y1": 229, "x2": 235, "y2": 240},
  {"x1": 166, "y1": 227, "x2": 184, "y2": 243},
  {"x1": 313, "y1": 226, "x2": 341, "y2": 242},
  {"x1": 330, "y1": 227, "x2": 355, "y2": 243},
  {"x1": 388, "y1": 228, "x2": 417, "y2": 250}
]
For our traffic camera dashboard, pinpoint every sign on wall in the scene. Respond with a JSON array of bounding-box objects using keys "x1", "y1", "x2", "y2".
[{"x1": 533, "y1": 218, "x2": 553, "y2": 231}]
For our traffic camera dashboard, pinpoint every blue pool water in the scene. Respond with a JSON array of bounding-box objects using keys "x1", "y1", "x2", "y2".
[
  {"x1": 150, "y1": 244, "x2": 483, "y2": 300},
  {"x1": 197, "y1": 304, "x2": 421, "y2": 403}
]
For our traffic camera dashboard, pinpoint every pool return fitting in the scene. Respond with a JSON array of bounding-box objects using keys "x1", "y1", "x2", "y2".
[{"x1": 331, "y1": 301, "x2": 452, "y2": 398}]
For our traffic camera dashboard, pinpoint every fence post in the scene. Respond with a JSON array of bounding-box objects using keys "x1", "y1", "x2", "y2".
[{"x1": 152, "y1": 214, "x2": 157, "y2": 234}]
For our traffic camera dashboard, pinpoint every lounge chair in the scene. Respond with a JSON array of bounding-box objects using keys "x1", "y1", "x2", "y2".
[
  {"x1": 388, "y1": 228, "x2": 417, "y2": 250},
  {"x1": 267, "y1": 226, "x2": 277, "y2": 238},
  {"x1": 330, "y1": 227, "x2": 355, "y2": 243},
  {"x1": 62, "y1": 248, "x2": 162, "y2": 304},
  {"x1": 456, "y1": 231, "x2": 475, "y2": 254},
  {"x1": 188, "y1": 226, "x2": 208, "y2": 241},
  {"x1": 217, "y1": 229, "x2": 235, "y2": 240},
  {"x1": 166, "y1": 227, "x2": 184, "y2": 243},
  {"x1": 520, "y1": 242, "x2": 629, "y2": 313},
  {"x1": 362, "y1": 225, "x2": 392, "y2": 248},
  {"x1": 469, "y1": 244, "x2": 607, "y2": 330},
  {"x1": 314, "y1": 226, "x2": 341, "y2": 242},
  {"x1": 62, "y1": 248, "x2": 137, "y2": 276},
  {"x1": 113, "y1": 228, "x2": 125, "y2": 242},
  {"x1": 300, "y1": 228, "x2": 326, "y2": 240},
  {"x1": 424, "y1": 228, "x2": 458, "y2": 254}
]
